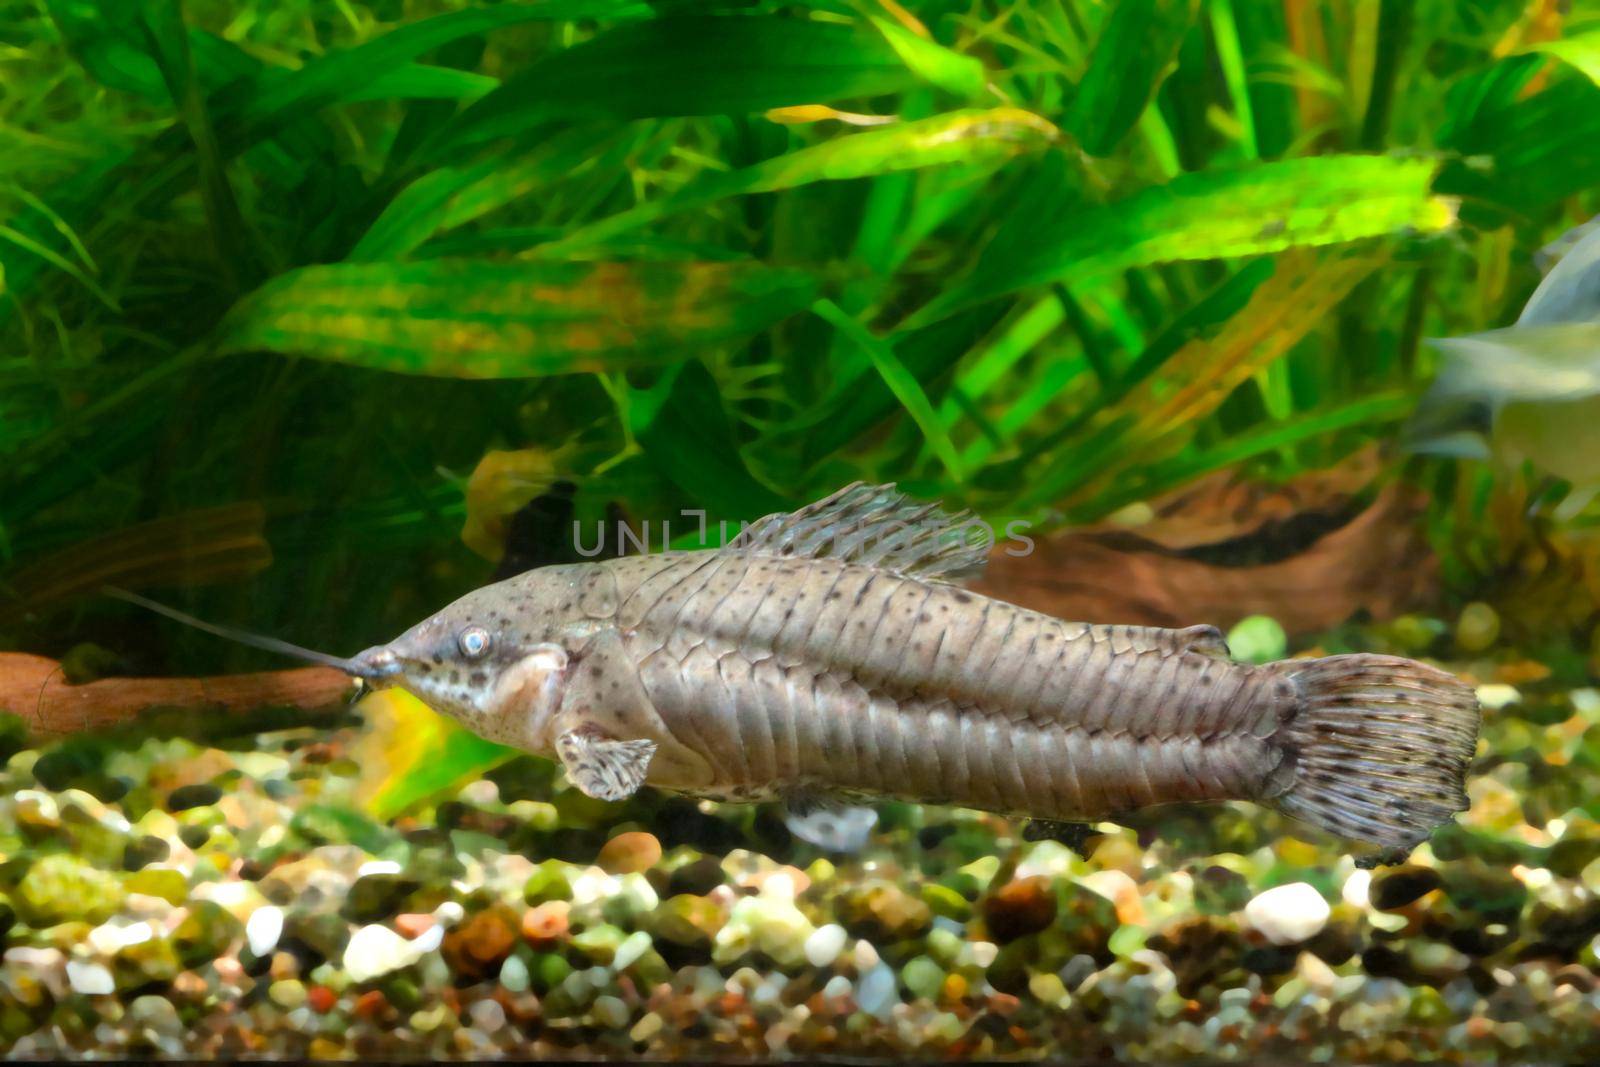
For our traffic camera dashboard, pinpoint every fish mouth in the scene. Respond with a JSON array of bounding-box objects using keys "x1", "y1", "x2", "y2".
[{"x1": 350, "y1": 646, "x2": 406, "y2": 683}]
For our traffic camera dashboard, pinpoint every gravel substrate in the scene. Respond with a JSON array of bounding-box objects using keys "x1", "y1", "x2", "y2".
[{"x1": 2, "y1": 629, "x2": 1599, "y2": 1061}]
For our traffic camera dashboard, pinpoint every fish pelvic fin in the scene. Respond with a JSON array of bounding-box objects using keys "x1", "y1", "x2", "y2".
[{"x1": 1265, "y1": 654, "x2": 1480, "y2": 852}]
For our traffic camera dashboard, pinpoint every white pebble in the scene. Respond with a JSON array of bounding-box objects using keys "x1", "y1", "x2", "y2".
[
  {"x1": 433, "y1": 901, "x2": 465, "y2": 928},
  {"x1": 343, "y1": 925, "x2": 423, "y2": 983},
  {"x1": 1341, "y1": 869, "x2": 1372, "y2": 909},
  {"x1": 357, "y1": 860, "x2": 403, "y2": 878},
  {"x1": 67, "y1": 960, "x2": 115, "y2": 996},
  {"x1": 612, "y1": 930, "x2": 652, "y2": 971},
  {"x1": 1475, "y1": 682, "x2": 1521, "y2": 710},
  {"x1": 804, "y1": 924, "x2": 848, "y2": 968},
  {"x1": 968, "y1": 941, "x2": 999, "y2": 968},
  {"x1": 851, "y1": 939, "x2": 880, "y2": 972},
  {"x1": 88, "y1": 920, "x2": 152, "y2": 956},
  {"x1": 246, "y1": 906, "x2": 284, "y2": 958},
  {"x1": 822, "y1": 974, "x2": 852, "y2": 1000},
  {"x1": 1245, "y1": 882, "x2": 1331, "y2": 945},
  {"x1": 592, "y1": 994, "x2": 630, "y2": 1030},
  {"x1": 470, "y1": 997, "x2": 506, "y2": 1032},
  {"x1": 499, "y1": 955, "x2": 530, "y2": 993},
  {"x1": 410, "y1": 923, "x2": 446, "y2": 954}
]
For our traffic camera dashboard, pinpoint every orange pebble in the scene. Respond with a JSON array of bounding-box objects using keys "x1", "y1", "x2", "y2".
[{"x1": 520, "y1": 900, "x2": 571, "y2": 945}]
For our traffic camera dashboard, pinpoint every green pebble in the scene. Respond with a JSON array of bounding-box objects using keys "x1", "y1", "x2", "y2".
[
  {"x1": 16, "y1": 854, "x2": 125, "y2": 925},
  {"x1": 572, "y1": 924, "x2": 626, "y2": 964},
  {"x1": 1226, "y1": 615, "x2": 1287, "y2": 665},
  {"x1": 523, "y1": 863, "x2": 574, "y2": 905},
  {"x1": 901, "y1": 955, "x2": 945, "y2": 1002},
  {"x1": 124, "y1": 867, "x2": 187, "y2": 906},
  {"x1": 925, "y1": 927, "x2": 964, "y2": 967},
  {"x1": 533, "y1": 952, "x2": 573, "y2": 992},
  {"x1": 1107, "y1": 923, "x2": 1146, "y2": 958},
  {"x1": 920, "y1": 884, "x2": 972, "y2": 923},
  {"x1": 270, "y1": 980, "x2": 307, "y2": 1010},
  {"x1": 1407, "y1": 986, "x2": 1453, "y2": 1025}
]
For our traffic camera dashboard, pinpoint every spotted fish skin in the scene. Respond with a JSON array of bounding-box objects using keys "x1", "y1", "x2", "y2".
[
  {"x1": 365, "y1": 483, "x2": 1481, "y2": 853},
  {"x1": 598, "y1": 550, "x2": 1282, "y2": 819}
]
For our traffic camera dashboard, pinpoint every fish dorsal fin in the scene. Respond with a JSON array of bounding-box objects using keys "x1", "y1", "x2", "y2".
[{"x1": 725, "y1": 482, "x2": 990, "y2": 582}]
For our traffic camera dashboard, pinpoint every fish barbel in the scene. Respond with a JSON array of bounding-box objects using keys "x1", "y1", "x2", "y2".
[{"x1": 340, "y1": 483, "x2": 1479, "y2": 858}]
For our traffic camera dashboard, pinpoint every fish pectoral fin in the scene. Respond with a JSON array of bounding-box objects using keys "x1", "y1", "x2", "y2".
[
  {"x1": 556, "y1": 728, "x2": 655, "y2": 802},
  {"x1": 782, "y1": 790, "x2": 879, "y2": 853}
]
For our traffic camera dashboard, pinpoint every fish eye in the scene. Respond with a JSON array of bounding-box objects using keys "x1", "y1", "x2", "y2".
[{"x1": 457, "y1": 626, "x2": 491, "y2": 660}]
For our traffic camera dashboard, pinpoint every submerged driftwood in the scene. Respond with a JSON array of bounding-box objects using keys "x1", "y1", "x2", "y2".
[{"x1": 0, "y1": 653, "x2": 354, "y2": 739}]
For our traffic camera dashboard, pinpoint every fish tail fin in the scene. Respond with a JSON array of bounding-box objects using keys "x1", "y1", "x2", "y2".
[{"x1": 1265, "y1": 654, "x2": 1480, "y2": 852}]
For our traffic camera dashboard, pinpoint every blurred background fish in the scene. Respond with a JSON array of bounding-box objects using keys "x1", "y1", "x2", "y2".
[{"x1": 1408, "y1": 217, "x2": 1600, "y2": 520}]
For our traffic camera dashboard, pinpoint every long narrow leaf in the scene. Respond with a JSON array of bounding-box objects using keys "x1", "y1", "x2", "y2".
[
  {"x1": 211, "y1": 260, "x2": 819, "y2": 378},
  {"x1": 908, "y1": 154, "x2": 1455, "y2": 327}
]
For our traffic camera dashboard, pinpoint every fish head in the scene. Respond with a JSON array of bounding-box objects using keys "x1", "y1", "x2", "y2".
[{"x1": 353, "y1": 581, "x2": 569, "y2": 752}]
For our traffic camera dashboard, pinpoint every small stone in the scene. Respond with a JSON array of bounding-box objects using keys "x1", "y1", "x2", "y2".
[
  {"x1": 444, "y1": 907, "x2": 518, "y2": 975},
  {"x1": 652, "y1": 894, "x2": 722, "y2": 949},
  {"x1": 166, "y1": 783, "x2": 222, "y2": 812},
  {"x1": 124, "y1": 867, "x2": 186, "y2": 906},
  {"x1": 270, "y1": 979, "x2": 307, "y2": 1009},
  {"x1": 470, "y1": 996, "x2": 507, "y2": 1032},
  {"x1": 66, "y1": 960, "x2": 115, "y2": 996},
  {"x1": 597, "y1": 831, "x2": 662, "y2": 875},
  {"x1": 1227, "y1": 614, "x2": 1287, "y2": 664},
  {"x1": 121, "y1": 835, "x2": 171, "y2": 872},
  {"x1": 920, "y1": 883, "x2": 972, "y2": 923},
  {"x1": 983, "y1": 876, "x2": 1058, "y2": 943},
  {"x1": 344, "y1": 925, "x2": 424, "y2": 984},
  {"x1": 804, "y1": 923, "x2": 848, "y2": 968},
  {"x1": 629, "y1": 1012, "x2": 664, "y2": 1043},
  {"x1": 247, "y1": 905, "x2": 285, "y2": 958},
  {"x1": 592, "y1": 993, "x2": 629, "y2": 1029},
  {"x1": 612, "y1": 930, "x2": 652, "y2": 971},
  {"x1": 856, "y1": 962, "x2": 898, "y2": 1018},
  {"x1": 16, "y1": 854, "x2": 125, "y2": 926},
  {"x1": 668, "y1": 857, "x2": 725, "y2": 897},
  {"x1": 1475, "y1": 683, "x2": 1520, "y2": 710},
  {"x1": 394, "y1": 912, "x2": 435, "y2": 940},
  {"x1": 307, "y1": 985, "x2": 337, "y2": 1013},
  {"x1": 344, "y1": 873, "x2": 419, "y2": 923},
  {"x1": 1369, "y1": 865, "x2": 1442, "y2": 910},
  {"x1": 902, "y1": 955, "x2": 945, "y2": 1002},
  {"x1": 520, "y1": 900, "x2": 571, "y2": 946},
  {"x1": 128, "y1": 993, "x2": 182, "y2": 1037},
  {"x1": 837, "y1": 881, "x2": 931, "y2": 943},
  {"x1": 1244, "y1": 882, "x2": 1330, "y2": 945},
  {"x1": 499, "y1": 954, "x2": 530, "y2": 993}
]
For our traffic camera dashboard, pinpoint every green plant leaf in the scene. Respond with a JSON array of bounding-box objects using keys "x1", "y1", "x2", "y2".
[
  {"x1": 352, "y1": 689, "x2": 516, "y2": 820},
  {"x1": 1525, "y1": 27, "x2": 1600, "y2": 87},
  {"x1": 630, "y1": 361, "x2": 789, "y2": 520},
  {"x1": 869, "y1": 16, "x2": 986, "y2": 99},
  {"x1": 438, "y1": 15, "x2": 930, "y2": 151},
  {"x1": 211, "y1": 259, "x2": 819, "y2": 378},
  {"x1": 1067, "y1": 0, "x2": 1194, "y2": 156},
  {"x1": 540, "y1": 108, "x2": 1057, "y2": 255},
  {"x1": 812, "y1": 297, "x2": 966, "y2": 481},
  {"x1": 908, "y1": 154, "x2": 1455, "y2": 327},
  {"x1": 350, "y1": 126, "x2": 622, "y2": 261}
]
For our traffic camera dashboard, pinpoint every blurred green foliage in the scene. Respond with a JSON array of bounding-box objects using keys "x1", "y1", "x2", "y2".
[{"x1": 3, "y1": 0, "x2": 1599, "y2": 667}]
